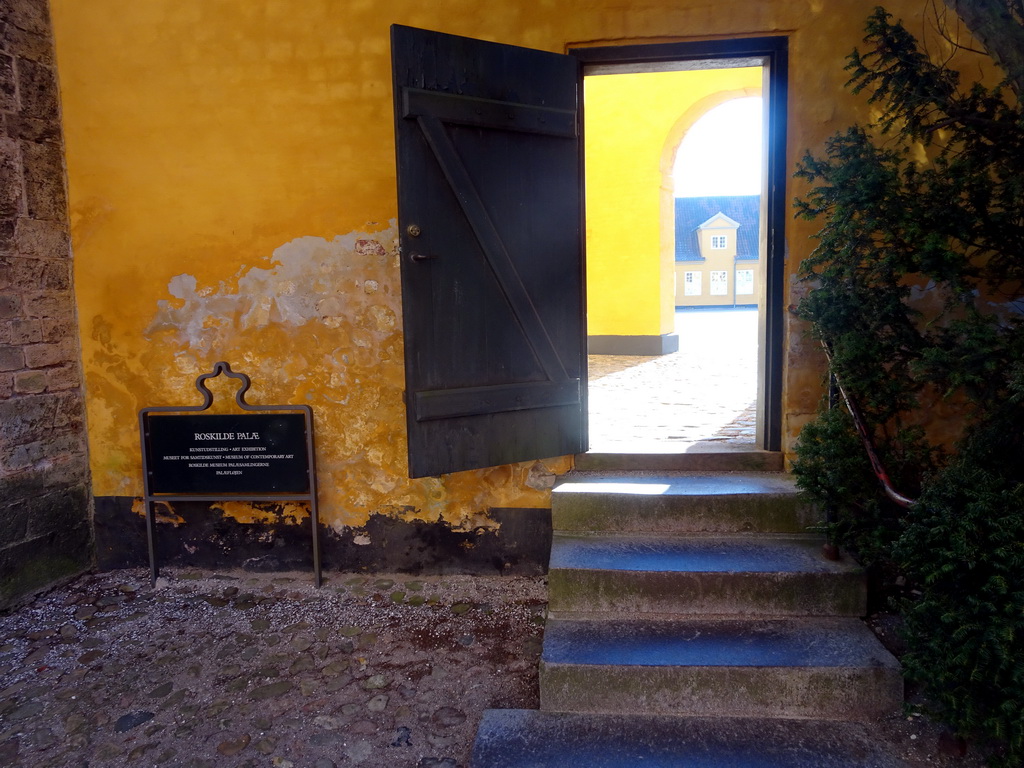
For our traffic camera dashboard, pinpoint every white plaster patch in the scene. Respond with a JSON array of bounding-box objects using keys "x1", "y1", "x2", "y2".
[
  {"x1": 168, "y1": 273, "x2": 198, "y2": 298},
  {"x1": 147, "y1": 223, "x2": 399, "y2": 355},
  {"x1": 525, "y1": 461, "x2": 556, "y2": 491}
]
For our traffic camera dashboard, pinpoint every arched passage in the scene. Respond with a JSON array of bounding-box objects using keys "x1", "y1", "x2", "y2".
[
  {"x1": 583, "y1": 69, "x2": 763, "y2": 355},
  {"x1": 660, "y1": 90, "x2": 762, "y2": 308}
]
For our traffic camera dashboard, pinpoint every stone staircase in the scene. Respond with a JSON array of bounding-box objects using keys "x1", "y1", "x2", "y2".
[{"x1": 472, "y1": 451, "x2": 905, "y2": 767}]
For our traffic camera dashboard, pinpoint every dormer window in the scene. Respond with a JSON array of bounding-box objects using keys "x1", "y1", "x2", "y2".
[{"x1": 711, "y1": 235, "x2": 727, "y2": 249}]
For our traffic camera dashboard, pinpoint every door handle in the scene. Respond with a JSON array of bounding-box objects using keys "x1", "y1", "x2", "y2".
[{"x1": 405, "y1": 224, "x2": 434, "y2": 260}]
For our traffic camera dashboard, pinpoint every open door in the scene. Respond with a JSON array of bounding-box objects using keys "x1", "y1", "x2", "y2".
[{"x1": 391, "y1": 25, "x2": 587, "y2": 478}]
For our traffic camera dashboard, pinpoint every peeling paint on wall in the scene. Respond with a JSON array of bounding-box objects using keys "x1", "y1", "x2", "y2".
[
  {"x1": 146, "y1": 232, "x2": 399, "y2": 353},
  {"x1": 130, "y1": 499, "x2": 184, "y2": 526},
  {"x1": 102, "y1": 221, "x2": 570, "y2": 537}
]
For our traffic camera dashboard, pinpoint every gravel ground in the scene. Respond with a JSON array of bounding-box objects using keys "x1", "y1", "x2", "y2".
[
  {"x1": 0, "y1": 568, "x2": 546, "y2": 768},
  {"x1": 0, "y1": 567, "x2": 991, "y2": 768}
]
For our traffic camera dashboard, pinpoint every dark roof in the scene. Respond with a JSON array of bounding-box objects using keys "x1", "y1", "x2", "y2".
[{"x1": 675, "y1": 195, "x2": 760, "y2": 262}]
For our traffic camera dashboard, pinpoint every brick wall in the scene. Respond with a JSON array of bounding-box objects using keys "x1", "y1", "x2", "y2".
[{"x1": 0, "y1": 0, "x2": 92, "y2": 608}]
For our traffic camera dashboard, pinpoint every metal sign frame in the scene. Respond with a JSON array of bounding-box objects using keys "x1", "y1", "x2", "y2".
[{"x1": 139, "y1": 361, "x2": 322, "y2": 587}]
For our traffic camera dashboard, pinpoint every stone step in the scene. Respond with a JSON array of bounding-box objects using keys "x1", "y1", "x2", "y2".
[
  {"x1": 539, "y1": 617, "x2": 902, "y2": 720},
  {"x1": 575, "y1": 448, "x2": 785, "y2": 473},
  {"x1": 472, "y1": 709, "x2": 907, "y2": 767},
  {"x1": 552, "y1": 472, "x2": 816, "y2": 534},
  {"x1": 548, "y1": 533, "x2": 865, "y2": 617}
]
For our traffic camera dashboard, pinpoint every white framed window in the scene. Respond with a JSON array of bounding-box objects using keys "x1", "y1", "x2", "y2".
[
  {"x1": 684, "y1": 271, "x2": 702, "y2": 296},
  {"x1": 710, "y1": 235, "x2": 727, "y2": 249},
  {"x1": 736, "y1": 269, "x2": 754, "y2": 295},
  {"x1": 710, "y1": 270, "x2": 728, "y2": 296}
]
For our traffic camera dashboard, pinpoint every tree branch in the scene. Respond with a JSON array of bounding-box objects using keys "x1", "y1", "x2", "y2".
[{"x1": 943, "y1": 0, "x2": 1024, "y2": 94}]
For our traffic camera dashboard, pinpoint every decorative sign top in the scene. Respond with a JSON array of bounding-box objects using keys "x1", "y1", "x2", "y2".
[{"x1": 138, "y1": 361, "x2": 321, "y2": 587}]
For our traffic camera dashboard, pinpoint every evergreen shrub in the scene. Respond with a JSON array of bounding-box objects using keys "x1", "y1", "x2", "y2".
[{"x1": 792, "y1": 7, "x2": 1024, "y2": 763}]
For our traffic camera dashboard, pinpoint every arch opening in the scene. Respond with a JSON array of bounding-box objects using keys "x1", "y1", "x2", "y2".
[{"x1": 584, "y1": 67, "x2": 768, "y2": 451}]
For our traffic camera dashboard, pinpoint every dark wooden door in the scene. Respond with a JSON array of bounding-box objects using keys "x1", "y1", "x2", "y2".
[{"x1": 391, "y1": 25, "x2": 586, "y2": 478}]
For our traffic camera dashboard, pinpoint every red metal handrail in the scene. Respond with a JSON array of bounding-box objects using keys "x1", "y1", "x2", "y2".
[{"x1": 822, "y1": 342, "x2": 916, "y2": 509}]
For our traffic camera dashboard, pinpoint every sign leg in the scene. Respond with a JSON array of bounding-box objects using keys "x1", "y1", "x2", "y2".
[
  {"x1": 146, "y1": 500, "x2": 158, "y2": 587},
  {"x1": 311, "y1": 500, "x2": 322, "y2": 588}
]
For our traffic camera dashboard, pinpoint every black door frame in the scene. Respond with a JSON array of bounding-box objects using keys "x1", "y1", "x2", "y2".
[{"x1": 571, "y1": 37, "x2": 788, "y2": 452}]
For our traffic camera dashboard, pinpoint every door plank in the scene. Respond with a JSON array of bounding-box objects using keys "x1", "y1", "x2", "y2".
[
  {"x1": 414, "y1": 380, "x2": 581, "y2": 422},
  {"x1": 414, "y1": 113, "x2": 572, "y2": 383},
  {"x1": 403, "y1": 88, "x2": 577, "y2": 137}
]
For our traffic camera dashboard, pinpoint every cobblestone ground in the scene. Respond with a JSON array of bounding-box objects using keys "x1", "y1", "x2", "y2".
[
  {"x1": 0, "y1": 568, "x2": 990, "y2": 768},
  {"x1": 0, "y1": 569, "x2": 545, "y2": 768},
  {"x1": 588, "y1": 308, "x2": 758, "y2": 451}
]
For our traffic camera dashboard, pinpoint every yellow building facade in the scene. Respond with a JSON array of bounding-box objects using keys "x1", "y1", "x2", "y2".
[
  {"x1": 44, "y1": 0, "x2": 992, "y2": 570},
  {"x1": 675, "y1": 200, "x2": 762, "y2": 307}
]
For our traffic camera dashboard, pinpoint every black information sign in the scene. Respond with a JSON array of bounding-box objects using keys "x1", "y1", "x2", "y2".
[
  {"x1": 146, "y1": 413, "x2": 309, "y2": 494},
  {"x1": 139, "y1": 361, "x2": 321, "y2": 587}
]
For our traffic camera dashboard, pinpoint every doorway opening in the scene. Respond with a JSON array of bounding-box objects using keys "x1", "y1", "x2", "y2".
[
  {"x1": 574, "y1": 39, "x2": 787, "y2": 454},
  {"x1": 390, "y1": 28, "x2": 786, "y2": 476}
]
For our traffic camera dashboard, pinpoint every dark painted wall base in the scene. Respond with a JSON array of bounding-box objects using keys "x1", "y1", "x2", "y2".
[
  {"x1": 94, "y1": 497, "x2": 552, "y2": 576},
  {"x1": 588, "y1": 333, "x2": 679, "y2": 356},
  {"x1": 0, "y1": 477, "x2": 93, "y2": 610}
]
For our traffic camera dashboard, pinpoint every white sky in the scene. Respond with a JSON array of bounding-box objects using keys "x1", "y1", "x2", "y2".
[{"x1": 673, "y1": 97, "x2": 763, "y2": 197}]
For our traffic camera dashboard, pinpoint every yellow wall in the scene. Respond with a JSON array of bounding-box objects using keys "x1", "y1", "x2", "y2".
[
  {"x1": 47, "y1": 0, "x2": 993, "y2": 534},
  {"x1": 584, "y1": 68, "x2": 761, "y2": 336}
]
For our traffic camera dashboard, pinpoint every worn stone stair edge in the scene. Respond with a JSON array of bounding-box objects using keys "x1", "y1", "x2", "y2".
[
  {"x1": 544, "y1": 610, "x2": 872, "y2": 622},
  {"x1": 540, "y1": 617, "x2": 900, "y2": 669},
  {"x1": 547, "y1": 567, "x2": 866, "y2": 617},
  {"x1": 547, "y1": 533, "x2": 862, "y2": 574},
  {"x1": 573, "y1": 450, "x2": 785, "y2": 473},
  {"x1": 550, "y1": 530, "x2": 828, "y2": 541},
  {"x1": 551, "y1": 473, "x2": 819, "y2": 534},
  {"x1": 539, "y1": 664, "x2": 903, "y2": 721},
  {"x1": 536, "y1": 617, "x2": 903, "y2": 720},
  {"x1": 553, "y1": 470, "x2": 803, "y2": 489},
  {"x1": 471, "y1": 709, "x2": 908, "y2": 768}
]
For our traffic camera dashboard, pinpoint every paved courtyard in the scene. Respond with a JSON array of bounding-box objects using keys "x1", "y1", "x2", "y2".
[{"x1": 588, "y1": 308, "x2": 758, "y2": 451}]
